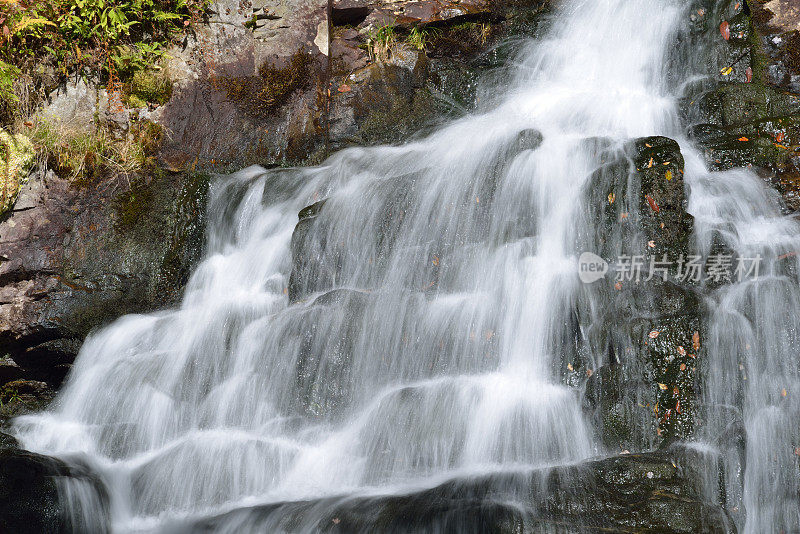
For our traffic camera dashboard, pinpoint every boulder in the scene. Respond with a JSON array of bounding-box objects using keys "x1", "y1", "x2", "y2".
[
  {"x1": 579, "y1": 136, "x2": 698, "y2": 450},
  {"x1": 0, "y1": 168, "x2": 209, "y2": 416},
  {"x1": 0, "y1": 445, "x2": 110, "y2": 534},
  {"x1": 178, "y1": 449, "x2": 733, "y2": 533}
]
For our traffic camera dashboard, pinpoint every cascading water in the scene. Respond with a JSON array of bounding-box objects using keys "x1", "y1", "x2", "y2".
[{"x1": 10, "y1": 0, "x2": 800, "y2": 531}]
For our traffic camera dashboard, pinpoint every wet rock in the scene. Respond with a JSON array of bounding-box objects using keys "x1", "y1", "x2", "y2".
[
  {"x1": 0, "y1": 446, "x2": 110, "y2": 533},
  {"x1": 690, "y1": 83, "x2": 800, "y2": 127},
  {"x1": 0, "y1": 356, "x2": 23, "y2": 384},
  {"x1": 579, "y1": 136, "x2": 698, "y2": 449},
  {"x1": 0, "y1": 169, "x2": 209, "y2": 397},
  {"x1": 182, "y1": 449, "x2": 733, "y2": 533},
  {"x1": 749, "y1": 0, "x2": 800, "y2": 91}
]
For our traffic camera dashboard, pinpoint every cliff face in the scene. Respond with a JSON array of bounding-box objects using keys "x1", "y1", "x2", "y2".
[{"x1": 0, "y1": 0, "x2": 551, "y2": 419}]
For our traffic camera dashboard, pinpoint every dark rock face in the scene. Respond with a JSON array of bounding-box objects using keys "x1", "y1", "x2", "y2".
[
  {"x1": 156, "y1": 0, "x2": 330, "y2": 168},
  {"x1": 578, "y1": 136, "x2": 698, "y2": 451},
  {"x1": 0, "y1": 169, "x2": 209, "y2": 420},
  {"x1": 0, "y1": 444, "x2": 109, "y2": 533},
  {"x1": 676, "y1": 0, "x2": 800, "y2": 208},
  {"x1": 180, "y1": 449, "x2": 733, "y2": 533}
]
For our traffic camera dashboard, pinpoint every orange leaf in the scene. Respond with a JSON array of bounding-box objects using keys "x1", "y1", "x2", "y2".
[
  {"x1": 649, "y1": 330, "x2": 660, "y2": 339},
  {"x1": 692, "y1": 331, "x2": 700, "y2": 350},
  {"x1": 720, "y1": 20, "x2": 730, "y2": 40},
  {"x1": 738, "y1": 137, "x2": 749, "y2": 142},
  {"x1": 645, "y1": 194, "x2": 660, "y2": 213}
]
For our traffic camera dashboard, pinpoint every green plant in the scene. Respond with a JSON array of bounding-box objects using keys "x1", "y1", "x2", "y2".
[
  {"x1": 29, "y1": 120, "x2": 147, "y2": 183},
  {"x1": 406, "y1": 26, "x2": 441, "y2": 51},
  {"x1": 0, "y1": 386, "x2": 21, "y2": 408},
  {"x1": 0, "y1": 0, "x2": 209, "y2": 121},
  {"x1": 364, "y1": 24, "x2": 397, "y2": 62}
]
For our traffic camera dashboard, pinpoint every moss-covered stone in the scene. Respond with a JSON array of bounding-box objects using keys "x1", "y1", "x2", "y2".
[
  {"x1": 216, "y1": 50, "x2": 315, "y2": 119},
  {"x1": 0, "y1": 130, "x2": 35, "y2": 216}
]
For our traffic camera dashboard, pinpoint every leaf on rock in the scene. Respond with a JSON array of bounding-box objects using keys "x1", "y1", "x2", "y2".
[{"x1": 720, "y1": 20, "x2": 730, "y2": 40}]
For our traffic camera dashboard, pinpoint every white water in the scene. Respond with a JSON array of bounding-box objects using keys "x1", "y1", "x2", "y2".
[{"x1": 11, "y1": 0, "x2": 800, "y2": 531}]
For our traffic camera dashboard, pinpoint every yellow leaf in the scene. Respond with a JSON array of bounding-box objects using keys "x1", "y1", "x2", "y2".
[
  {"x1": 12, "y1": 17, "x2": 56, "y2": 34},
  {"x1": 608, "y1": 192, "x2": 615, "y2": 204},
  {"x1": 721, "y1": 66, "x2": 733, "y2": 76},
  {"x1": 567, "y1": 363, "x2": 574, "y2": 371},
  {"x1": 658, "y1": 383, "x2": 668, "y2": 390}
]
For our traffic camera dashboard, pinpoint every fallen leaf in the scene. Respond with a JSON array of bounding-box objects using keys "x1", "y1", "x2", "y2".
[
  {"x1": 692, "y1": 331, "x2": 700, "y2": 350},
  {"x1": 586, "y1": 368, "x2": 594, "y2": 377},
  {"x1": 720, "y1": 20, "x2": 730, "y2": 40},
  {"x1": 332, "y1": 518, "x2": 341, "y2": 524},
  {"x1": 645, "y1": 194, "x2": 660, "y2": 213},
  {"x1": 680, "y1": 363, "x2": 687, "y2": 371},
  {"x1": 776, "y1": 132, "x2": 785, "y2": 143},
  {"x1": 677, "y1": 346, "x2": 686, "y2": 356},
  {"x1": 338, "y1": 84, "x2": 352, "y2": 93},
  {"x1": 774, "y1": 143, "x2": 790, "y2": 150},
  {"x1": 659, "y1": 383, "x2": 668, "y2": 390},
  {"x1": 620, "y1": 212, "x2": 629, "y2": 220},
  {"x1": 673, "y1": 386, "x2": 679, "y2": 395},
  {"x1": 608, "y1": 192, "x2": 615, "y2": 204},
  {"x1": 721, "y1": 66, "x2": 733, "y2": 76},
  {"x1": 648, "y1": 240, "x2": 656, "y2": 248},
  {"x1": 645, "y1": 143, "x2": 652, "y2": 148},
  {"x1": 738, "y1": 136, "x2": 749, "y2": 142},
  {"x1": 567, "y1": 363, "x2": 574, "y2": 371},
  {"x1": 665, "y1": 170, "x2": 673, "y2": 181},
  {"x1": 745, "y1": 67, "x2": 753, "y2": 83},
  {"x1": 647, "y1": 157, "x2": 654, "y2": 168},
  {"x1": 649, "y1": 330, "x2": 660, "y2": 339},
  {"x1": 676, "y1": 400, "x2": 681, "y2": 413},
  {"x1": 614, "y1": 281, "x2": 623, "y2": 290},
  {"x1": 782, "y1": 388, "x2": 788, "y2": 397}
]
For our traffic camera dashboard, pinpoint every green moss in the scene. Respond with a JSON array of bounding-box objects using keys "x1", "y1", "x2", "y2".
[
  {"x1": 113, "y1": 175, "x2": 157, "y2": 231},
  {"x1": 0, "y1": 129, "x2": 35, "y2": 215},
  {"x1": 217, "y1": 50, "x2": 314, "y2": 118},
  {"x1": 126, "y1": 68, "x2": 173, "y2": 106}
]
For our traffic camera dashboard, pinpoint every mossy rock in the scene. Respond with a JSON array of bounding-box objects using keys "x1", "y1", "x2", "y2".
[
  {"x1": 0, "y1": 130, "x2": 35, "y2": 216},
  {"x1": 126, "y1": 68, "x2": 173, "y2": 106},
  {"x1": 695, "y1": 83, "x2": 800, "y2": 127}
]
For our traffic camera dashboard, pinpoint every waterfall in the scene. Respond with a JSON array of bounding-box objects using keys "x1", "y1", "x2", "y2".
[{"x1": 11, "y1": 0, "x2": 800, "y2": 532}]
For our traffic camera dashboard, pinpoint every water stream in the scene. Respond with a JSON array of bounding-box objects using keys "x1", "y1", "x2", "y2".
[{"x1": 12, "y1": 0, "x2": 800, "y2": 531}]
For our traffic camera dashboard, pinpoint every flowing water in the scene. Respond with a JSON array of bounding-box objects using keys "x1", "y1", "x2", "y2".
[{"x1": 11, "y1": 0, "x2": 800, "y2": 531}]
